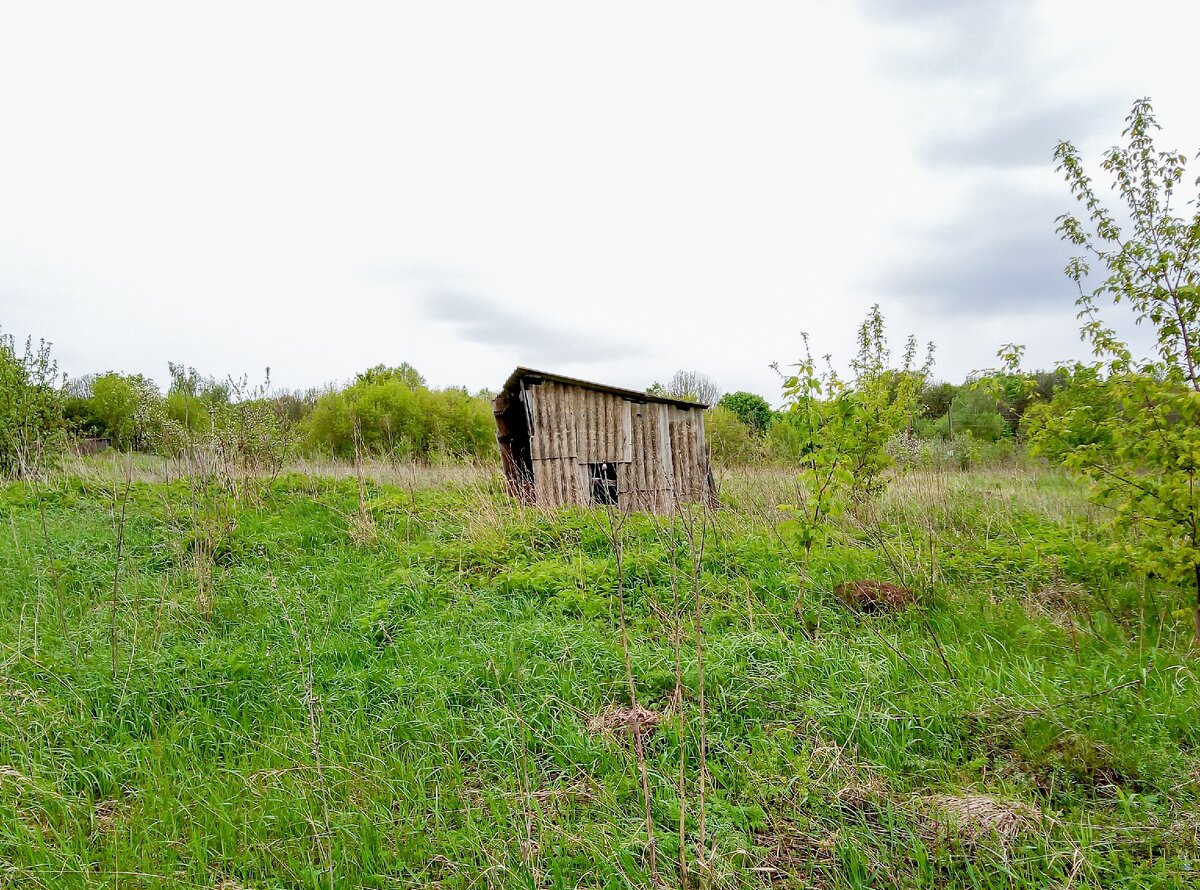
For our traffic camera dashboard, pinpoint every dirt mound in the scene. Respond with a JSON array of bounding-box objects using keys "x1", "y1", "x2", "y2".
[
  {"x1": 587, "y1": 703, "x2": 663, "y2": 739},
  {"x1": 834, "y1": 580, "x2": 915, "y2": 613}
]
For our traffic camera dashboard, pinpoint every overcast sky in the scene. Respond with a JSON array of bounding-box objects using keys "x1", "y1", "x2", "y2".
[{"x1": 2, "y1": 1, "x2": 1197, "y2": 403}]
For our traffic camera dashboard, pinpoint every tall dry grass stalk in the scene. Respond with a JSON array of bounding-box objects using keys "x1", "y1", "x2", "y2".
[
  {"x1": 268, "y1": 564, "x2": 335, "y2": 890},
  {"x1": 668, "y1": 510, "x2": 690, "y2": 888},
  {"x1": 351, "y1": 426, "x2": 376, "y2": 545},
  {"x1": 601, "y1": 506, "x2": 659, "y2": 884},
  {"x1": 108, "y1": 469, "x2": 131, "y2": 681},
  {"x1": 681, "y1": 505, "x2": 710, "y2": 872},
  {"x1": 63, "y1": 449, "x2": 500, "y2": 491}
]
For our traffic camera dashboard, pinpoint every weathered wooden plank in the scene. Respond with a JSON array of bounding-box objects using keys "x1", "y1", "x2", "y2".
[
  {"x1": 669, "y1": 405, "x2": 707, "y2": 503},
  {"x1": 533, "y1": 457, "x2": 585, "y2": 508},
  {"x1": 657, "y1": 405, "x2": 676, "y2": 498},
  {"x1": 524, "y1": 384, "x2": 544, "y2": 461},
  {"x1": 620, "y1": 401, "x2": 632, "y2": 462},
  {"x1": 514, "y1": 375, "x2": 711, "y2": 513},
  {"x1": 574, "y1": 389, "x2": 628, "y2": 464}
]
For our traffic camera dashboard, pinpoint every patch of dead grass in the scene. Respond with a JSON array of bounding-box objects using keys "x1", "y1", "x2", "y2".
[
  {"x1": 919, "y1": 793, "x2": 1043, "y2": 844},
  {"x1": 587, "y1": 703, "x2": 663, "y2": 740},
  {"x1": 834, "y1": 580, "x2": 916, "y2": 613}
]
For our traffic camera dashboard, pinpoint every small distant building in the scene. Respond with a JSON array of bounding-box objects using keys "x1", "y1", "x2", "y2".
[
  {"x1": 79, "y1": 437, "x2": 112, "y2": 455},
  {"x1": 493, "y1": 367, "x2": 714, "y2": 513}
]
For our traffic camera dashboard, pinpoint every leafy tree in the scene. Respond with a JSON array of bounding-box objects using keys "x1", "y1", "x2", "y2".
[
  {"x1": 937, "y1": 385, "x2": 1007, "y2": 442},
  {"x1": 705, "y1": 405, "x2": 758, "y2": 466},
  {"x1": 86, "y1": 372, "x2": 161, "y2": 450},
  {"x1": 918, "y1": 381, "x2": 958, "y2": 421},
  {"x1": 778, "y1": 305, "x2": 933, "y2": 554},
  {"x1": 268, "y1": 387, "x2": 325, "y2": 424},
  {"x1": 355, "y1": 363, "x2": 426, "y2": 389},
  {"x1": 1031, "y1": 98, "x2": 1200, "y2": 638},
  {"x1": 1024, "y1": 365, "x2": 1118, "y2": 462},
  {"x1": 0, "y1": 326, "x2": 65, "y2": 477},
  {"x1": 717, "y1": 391, "x2": 773, "y2": 435},
  {"x1": 765, "y1": 411, "x2": 810, "y2": 462},
  {"x1": 63, "y1": 375, "x2": 105, "y2": 438},
  {"x1": 165, "y1": 363, "x2": 229, "y2": 434}
]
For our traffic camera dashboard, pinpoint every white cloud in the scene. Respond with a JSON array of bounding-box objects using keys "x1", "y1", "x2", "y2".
[{"x1": 0, "y1": 1, "x2": 1197, "y2": 398}]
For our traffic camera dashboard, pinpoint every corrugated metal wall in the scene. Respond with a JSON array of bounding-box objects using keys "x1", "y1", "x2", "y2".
[{"x1": 522, "y1": 380, "x2": 711, "y2": 513}]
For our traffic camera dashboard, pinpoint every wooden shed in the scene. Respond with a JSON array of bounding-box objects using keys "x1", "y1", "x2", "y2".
[{"x1": 493, "y1": 367, "x2": 715, "y2": 513}]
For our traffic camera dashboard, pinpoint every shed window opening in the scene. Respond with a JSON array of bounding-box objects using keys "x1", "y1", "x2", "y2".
[{"x1": 589, "y1": 462, "x2": 618, "y2": 506}]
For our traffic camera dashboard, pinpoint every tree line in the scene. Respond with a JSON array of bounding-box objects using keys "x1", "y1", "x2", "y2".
[
  {"x1": 673, "y1": 361, "x2": 1067, "y2": 468},
  {"x1": 0, "y1": 347, "x2": 499, "y2": 475}
]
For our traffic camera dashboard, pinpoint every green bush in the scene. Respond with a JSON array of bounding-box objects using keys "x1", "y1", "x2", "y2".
[
  {"x1": 0, "y1": 326, "x2": 65, "y2": 477},
  {"x1": 164, "y1": 363, "x2": 229, "y2": 435},
  {"x1": 304, "y1": 365, "x2": 494, "y2": 460},
  {"x1": 65, "y1": 372, "x2": 163, "y2": 450},
  {"x1": 764, "y1": 411, "x2": 810, "y2": 462},
  {"x1": 936, "y1": 386, "x2": 1008, "y2": 442},
  {"x1": 706, "y1": 405, "x2": 759, "y2": 466},
  {"x1": 717, "y1": 391, "x2": 773, "y2": 435}
]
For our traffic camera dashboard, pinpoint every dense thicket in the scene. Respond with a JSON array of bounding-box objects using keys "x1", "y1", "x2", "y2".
[
  {"x1": 0, "y1": 326, "x2": 65, "y2": 477},
  {"x1": 1, "y1": 350, "x2": 498, "y2": 470},
  {"x1": 304, "y1": 365, "x2": 494, "y2": 460}
]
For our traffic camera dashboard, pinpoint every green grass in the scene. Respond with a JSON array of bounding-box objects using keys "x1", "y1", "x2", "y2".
[{"x1": 1, "y1": 465, "x2": 1198, "y2": 888}]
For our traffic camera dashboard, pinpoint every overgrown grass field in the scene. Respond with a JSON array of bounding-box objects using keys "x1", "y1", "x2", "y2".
[{"x1": 2, "y1": 462, "x2": 1198, "y2": 888}]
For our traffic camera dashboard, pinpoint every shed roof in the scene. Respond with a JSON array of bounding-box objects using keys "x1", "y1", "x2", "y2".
[{"x1": 498, "y1": 367, "x2": 708, "y2": 410}]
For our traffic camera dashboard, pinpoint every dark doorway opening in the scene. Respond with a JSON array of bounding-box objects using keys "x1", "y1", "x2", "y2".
[
  {"x1": 589, "y1": 462, "x2": 618, "y2": 506},
  {"x1": 494, "y1": 388, "x2": 534, "y2": 504}
]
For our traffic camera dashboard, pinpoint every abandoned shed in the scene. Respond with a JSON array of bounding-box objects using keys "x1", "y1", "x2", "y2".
[{"x1": 493, "y1": 367, "x2": 715, "y2": 513}]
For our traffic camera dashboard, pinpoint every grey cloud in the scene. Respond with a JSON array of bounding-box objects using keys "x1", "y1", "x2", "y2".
[
  {"x1": 364, "y1": 262, "x2": 648, "y2": 363},
  {"x1": 920, "y1": 96, "x2": 1123, "y2": 169},
  {"x1": 859, "y1": 0, "x2": 1037, "y2": 81},
  {"x1": 860, "y1": 0, "x2": 1025, "y2": 20},
  {"x1": 884, "y1": 186, "x2": 1077, "y2": 314},
  {"x1": 854, "y1": 0, "x2": 1126, "y2": 317},
  {"x1": 423, "y1": 289, "x2": 647, "y2": 363}
]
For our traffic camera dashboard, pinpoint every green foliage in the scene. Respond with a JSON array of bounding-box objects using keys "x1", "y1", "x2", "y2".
[
  {"x1": 1033, "y1": 98, "x2": 1200, "y2": 635},
  {"x1": 778, "y1": 305, "x2": 933, "y2": 553},
  {"x1": 0, "y1": 325, "x2": 65, "y2": 477},
  {"x1": 305, "y1": 366, "x2": 494, "y2": 460},
  {"x1": 937, "y1": 385, "x2": 1008, "y2": 442},
  {"x1": 1030, "y1": 367, "x2": 1200, "y2": 601},
  {"x1": 763, "y1": 410, "x2": 809, "y2": 462},
  {"x1": 163, "y1": 363, "x2": 229, "y2": 436},
  {"x1": 214, "y1": 374, "x2": 297, "y2": 493},
  {"x1": 75, "y1": 372, "x2": 162, "y2": 450},
  {"x1": 355, "y1": 362, "x2": 426, "y2": 388},
  {"x1": 268, "y1": 387, "x2": 324, "y2": 424},
  {"x1": 918, "y1": 369, "x2": 1066, "y2": 441},
  {"x1": 2, "y1": 465, "x2": 1198, "y2": 887},
  {"x1": 918, "y1": 381, "x2": 957, "y2": 420},
  {"x1": 717, "y1": 391, "x2": 773, "y2": 435},
  {"x1": 705, "y1": 405, "x2": 759, "y2": 466}
]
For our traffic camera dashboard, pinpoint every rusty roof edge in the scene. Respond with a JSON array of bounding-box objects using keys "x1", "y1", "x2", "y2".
[{"x1": 498, "y1": 367, "x2": 709, "y2": 410}]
